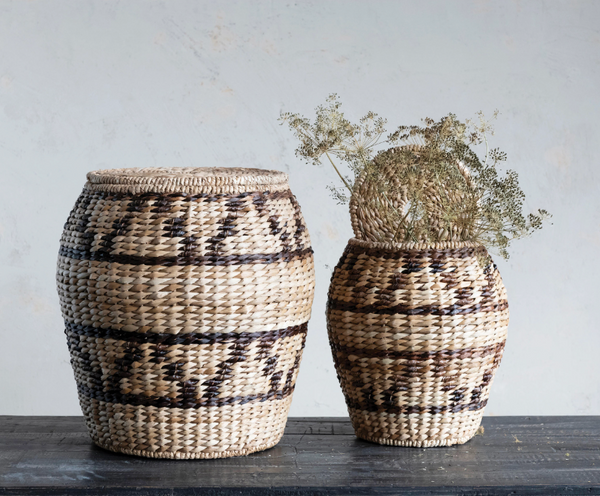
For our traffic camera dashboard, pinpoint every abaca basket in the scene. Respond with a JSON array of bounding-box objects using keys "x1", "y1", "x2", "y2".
[
  {"x1": 326, "y1": 238, "x2": 509, "y2": 447},
  {"x1": 56, "y1": 167, "x2": 315, "y2": 459}
]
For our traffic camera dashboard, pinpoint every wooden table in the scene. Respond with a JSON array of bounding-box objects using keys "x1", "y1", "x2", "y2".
[{"x1": 1, "y1": 416, "x2": 599, "y2": 495}]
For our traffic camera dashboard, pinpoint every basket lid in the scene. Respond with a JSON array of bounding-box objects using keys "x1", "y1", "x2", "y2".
[
  {"x1": 86, "y1": 167, "x2": 289, "y2": 194},
  {"x1": 349, "y1": 146, "x2": 473, "y2": 243}
]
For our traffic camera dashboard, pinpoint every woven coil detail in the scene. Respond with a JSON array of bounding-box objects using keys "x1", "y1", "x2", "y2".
[
  {"x1": 349, "y1": 145, "x2": 474, "y2": 243},
  {"x1": 57, "y1": 167, "x2": 316, "y2": 459},
  {"x1": 326, "y1": 238, "x2": 508, "y2": 447},
  {"x1": 86, "y1": 167, "x2": 290, "y2": 194}
]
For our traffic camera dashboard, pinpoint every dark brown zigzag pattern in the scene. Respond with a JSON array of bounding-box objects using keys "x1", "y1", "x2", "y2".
[
  {"x1": 337, "y1": 342, "x2": 505, "y2": 415},
  {"x1": 327, "y1": 242, "x2": 506, "y2": 316},
  {"x1": 60, "y1": 188, "x2": 312, "y2": 267},
  {"x1": 68, "y1": 324, "x2": 308, "y2": 410}
]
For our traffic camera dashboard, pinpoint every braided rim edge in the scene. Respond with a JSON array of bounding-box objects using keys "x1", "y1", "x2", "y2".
[
  {"x1": 85, "y1": 167, "x2": 289, "y2": 194},
  {"x1": 347, "y1": 237, "x2": 483, "y2": 252}
]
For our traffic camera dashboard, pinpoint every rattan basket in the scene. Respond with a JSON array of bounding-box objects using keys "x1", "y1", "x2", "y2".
[
  {"x1": 56, "y1": 167, "x2": 315, "y2": 459},
  {"x1": 326, "y1": 238, "x2": 509, "y2": 447}
]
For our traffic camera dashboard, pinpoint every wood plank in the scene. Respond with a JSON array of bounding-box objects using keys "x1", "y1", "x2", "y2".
[{"x1": 0, "y1": 416, "x2": 599, "y2": 495}]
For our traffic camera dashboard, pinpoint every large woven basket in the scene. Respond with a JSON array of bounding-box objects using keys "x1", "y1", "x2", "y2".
[
  {"x1": 56, "y1": 167, "x2": 315, "y2": 459},
  {"x1": 326, "y1": 238, "x2": 509, "y2": 447}
]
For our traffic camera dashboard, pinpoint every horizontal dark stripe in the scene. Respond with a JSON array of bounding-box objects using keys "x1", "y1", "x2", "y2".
[
  {"x1": 327, "y1": 298, "x2": 508, "y2": 316},
  {"x1": 58, "y1": 245, "x2": 313, "y2": 267},
  {"x1": 84, "y1": 189, "x2": 295, "y2": 203},
  {"x1": 348, "y1": 398, "x2": 488, "y2": 416},
  {"x1": 331, "y1": 341, "x2": 506, "y2": 362},
  {"x1": 77, "y1": 382, "x2": 296, "y2": 410},
  {"x1": 65, "y1": 322, "x2": 308, "y2": 346}
]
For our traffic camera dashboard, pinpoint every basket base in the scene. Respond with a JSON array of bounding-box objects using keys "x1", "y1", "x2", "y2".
[
  {"x1": 92, "y1": 434, "x2": 283, "y2": 460},
  {"x1": 349, "y1": 408, "x2": 483, "y2": 448},
  {"x1": 355, "y1": 431, "x2": 476, "y2": 448},
  {"x1": 79, "y1": 395, "x2": 294, "y2": 460}
]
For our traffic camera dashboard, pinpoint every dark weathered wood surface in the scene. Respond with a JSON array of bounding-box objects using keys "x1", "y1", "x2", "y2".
[{"x1": 1, "y1": 416, "x2": 599, "y2": 495}]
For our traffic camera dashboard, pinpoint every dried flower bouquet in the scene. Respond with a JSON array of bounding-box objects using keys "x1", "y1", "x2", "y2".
[{"x1": 280, "y1": 94, "x2": 549, "y2": 259}]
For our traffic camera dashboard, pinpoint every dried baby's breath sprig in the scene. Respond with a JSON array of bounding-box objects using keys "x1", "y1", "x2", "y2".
[
  {"x1": 279, "y1": 95, "x2": 550, "y2": 259},
  {"x1": 279, "y1": 94, "x2": 388, "y2": 204}
]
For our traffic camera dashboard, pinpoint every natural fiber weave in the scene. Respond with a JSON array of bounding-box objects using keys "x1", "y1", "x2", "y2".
[
  {"x1": 326, "y1": 238, "x2": 508, "y2": 447},
  {"x1": 349, "y1": 145, "x2": 474, "y2": 243},
  {"x1": 57, "y1": 167, "x2": 315, "y2": 459}
]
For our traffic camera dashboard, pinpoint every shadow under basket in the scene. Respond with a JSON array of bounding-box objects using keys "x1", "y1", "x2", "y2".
[
  {"x1": 326, "y1": 238, "x2": 509, "y2": 447},
  {"x1": 56, "y1": 167, "x2": 316, "y2": 459}
]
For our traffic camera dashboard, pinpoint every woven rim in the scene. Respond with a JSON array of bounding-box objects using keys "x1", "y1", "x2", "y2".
[
  {"x1": 347, "y1": 237, "x2": 482, "y2": 252},
  {"x1": 86, "y1": 167, "x2": 289, "y2": 194}
]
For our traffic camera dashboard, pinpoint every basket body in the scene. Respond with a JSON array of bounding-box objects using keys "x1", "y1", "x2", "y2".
[
  {"x1": 326, "y1": 238, "x2": 508, "y2": 447},
  {"x1": 57, "y1": 167, "x2": 315, "y2": 459}
]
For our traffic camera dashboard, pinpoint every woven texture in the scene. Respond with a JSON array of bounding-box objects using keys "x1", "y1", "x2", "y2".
[
  {"x1": 326, "y1": 238, "x2": 508, "y2": 447},
  {"x1": 57, "y1": 167, "x2": 315, "y2": 459},
  {"x1": 349, "y1": 145, "x2": 474, "y2": 243}
]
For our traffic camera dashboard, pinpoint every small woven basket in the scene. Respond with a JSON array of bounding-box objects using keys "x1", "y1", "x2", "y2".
[
  {"x1": 57, "y1": 167, "x2": 315, "y2": 459},
  {"x1": 326, "y1": 238, "x2": 509, "y2": 447}
]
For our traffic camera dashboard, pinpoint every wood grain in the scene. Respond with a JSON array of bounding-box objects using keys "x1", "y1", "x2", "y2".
[{"x1": 1, "y1": 416, "x2": 599, "y2": 495}]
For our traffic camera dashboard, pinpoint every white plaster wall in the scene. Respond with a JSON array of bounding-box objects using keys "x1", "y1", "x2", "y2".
[{"x1": 0, "y1": 0, "x2": 599, "y2": 416}]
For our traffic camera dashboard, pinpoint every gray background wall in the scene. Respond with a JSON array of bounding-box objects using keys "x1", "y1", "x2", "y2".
[{"x1": 1, "y1": 0, "x2": 599, "y2": 416}]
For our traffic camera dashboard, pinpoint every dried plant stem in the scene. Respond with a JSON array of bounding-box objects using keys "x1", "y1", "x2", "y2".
[{"x1": 324, "y1": 152, "x2": 352, "y2": 192}]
